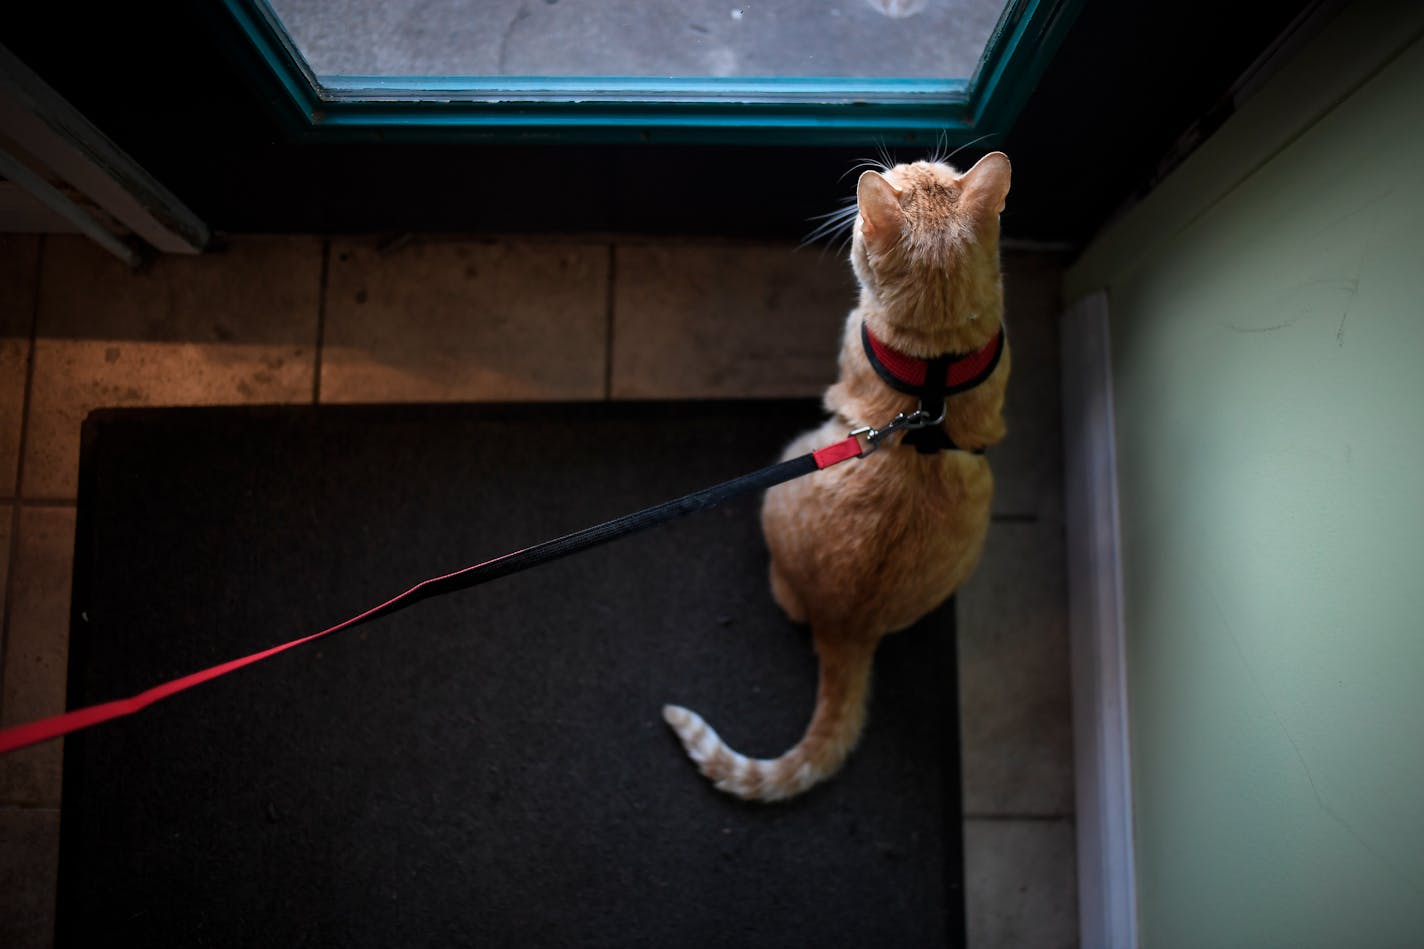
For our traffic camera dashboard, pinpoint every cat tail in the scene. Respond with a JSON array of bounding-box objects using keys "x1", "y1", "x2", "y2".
[{"x1": 662, "y1": 635, "x2": 875, "y2": 802}]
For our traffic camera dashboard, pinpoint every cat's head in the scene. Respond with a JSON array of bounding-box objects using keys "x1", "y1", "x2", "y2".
[{"x1": 851, "y1": 152, "x2": 1011, "y2": 342}]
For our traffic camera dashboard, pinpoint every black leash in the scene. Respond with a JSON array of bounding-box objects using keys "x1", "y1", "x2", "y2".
[
  {"x1": 0, "y1": 427, "x2": 881, "y2": 754},
  {"x1": 355, "y1": 450, "x2": 836, "y2": 627}
]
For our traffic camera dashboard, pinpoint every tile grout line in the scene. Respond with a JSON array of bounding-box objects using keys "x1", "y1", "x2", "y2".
[
  {"x1": 312, "y1": 238, "x2": 331, "y2": 405},
  {"x1": 2, "y1": 235, "x2": 46, "y2": 724},
  {"x1": 603, "y1": 243, "x2": 616, "y2": 401}
]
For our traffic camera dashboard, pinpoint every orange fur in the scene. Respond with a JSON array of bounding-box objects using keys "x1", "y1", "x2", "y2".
[{"x1": 664, "y1": 153, "x2": 1013, "y2": 801}]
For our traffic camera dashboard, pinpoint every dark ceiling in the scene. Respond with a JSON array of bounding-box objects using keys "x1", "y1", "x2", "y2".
[{"x1": 2, "y1": 0, "x2": 1313, "y2": 254}]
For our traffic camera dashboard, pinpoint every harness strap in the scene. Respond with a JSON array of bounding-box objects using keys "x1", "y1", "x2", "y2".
[
  {"x1": 861, "y1": 322, "x2": 1006, "y2": 398},
  {"x1": 904, "y1": 352, "x2": 953, "y2": 454},
  {"x1": 861, "y1": 322, "x2": 1005, "y2": 455}
]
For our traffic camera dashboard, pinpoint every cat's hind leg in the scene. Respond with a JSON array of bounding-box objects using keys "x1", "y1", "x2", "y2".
[{"x1": 769, "y1": 561, "x2": 808, "y2": 624}]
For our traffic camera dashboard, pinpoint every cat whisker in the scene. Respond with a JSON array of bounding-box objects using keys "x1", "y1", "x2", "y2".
[
  {"x1": 830, "y1": 144, "x2": 896, "y2": 184},
  {"x1": 926, "y1": 129, "x2": 950, "y2": 166},
  {"x1": 803, "y1": 197, "x2": 857, "y2": 226},
  {"x1": 943, "y1": 131, "x2": 1000, "y2": 166},
  {"x1": 838, "y1": 156, "x2": 892, "y2": 183},
  {"x1": 877, "y1": 141, "x2": 897, "y2": 170},
  {"x1": 799, "y1": 200, "x2": 860, "y2": 252},
  {"x1": 800, "y1": 230, "x2": 855, "y2": 261}
]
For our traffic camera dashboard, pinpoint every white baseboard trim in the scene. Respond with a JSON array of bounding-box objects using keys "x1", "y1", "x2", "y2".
[{"x1": 1060, "y1": 290, "x2": 1138, "y2": 948}]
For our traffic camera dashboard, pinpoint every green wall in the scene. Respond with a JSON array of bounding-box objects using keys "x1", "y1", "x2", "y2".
[{"x1": 1066, "y1": 2, "x2": 1424, "y2": 944}]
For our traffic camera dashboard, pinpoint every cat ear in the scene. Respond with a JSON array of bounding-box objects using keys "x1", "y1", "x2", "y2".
[
  {"x1": 959, "y1": 151, "x2": 1012, "y2": 216},
  {"x1": 857, "y1": 170, "x2": 904, "y2": 253}
]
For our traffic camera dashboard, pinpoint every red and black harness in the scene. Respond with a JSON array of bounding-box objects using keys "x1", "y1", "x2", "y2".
[{"x1": 859, "y1": 321, "x2": 1006, "y2": 454}]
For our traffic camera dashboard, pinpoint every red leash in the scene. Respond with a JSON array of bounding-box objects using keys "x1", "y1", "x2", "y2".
[
  {"x1": 0, "y1": 430, "x2": 896, "y2": 756},
  {"x1": 0, "y1": 567, "x2": 475, "y2": 755}
]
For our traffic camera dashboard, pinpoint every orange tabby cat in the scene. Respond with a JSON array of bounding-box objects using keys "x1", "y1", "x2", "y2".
[{"x1": 663, "y1": 152, "x2": 1013, "y2": 801}]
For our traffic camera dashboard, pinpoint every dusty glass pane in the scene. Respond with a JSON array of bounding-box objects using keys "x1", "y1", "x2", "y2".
[{"x1": 266, "y1": 0, "x2": 1008, "y2": 80}]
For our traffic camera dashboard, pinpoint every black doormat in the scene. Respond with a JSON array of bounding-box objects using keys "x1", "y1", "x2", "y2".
[{"x1": 58, "y1": 399, "x2": 964, "y2": 948}]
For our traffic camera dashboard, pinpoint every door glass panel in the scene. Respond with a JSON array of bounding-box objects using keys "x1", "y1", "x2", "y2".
[{"x1": 265, "y1": 0, "x2": 1009, "y2": 80}]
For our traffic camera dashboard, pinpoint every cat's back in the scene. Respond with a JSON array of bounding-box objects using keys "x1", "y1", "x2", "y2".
[{"x1": 762, "y1": 425, "x2": 994, "y2": 631}]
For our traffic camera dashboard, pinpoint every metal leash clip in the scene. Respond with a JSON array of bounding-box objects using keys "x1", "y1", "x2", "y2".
[{"x1": 849, "y1": 406, "x2": 946, "y2": 456}]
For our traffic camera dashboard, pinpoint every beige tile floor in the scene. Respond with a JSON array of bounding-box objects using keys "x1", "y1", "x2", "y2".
[{"x1": 0, "y1": 231, "x2": 1076, "y2": 947}]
